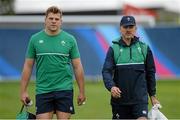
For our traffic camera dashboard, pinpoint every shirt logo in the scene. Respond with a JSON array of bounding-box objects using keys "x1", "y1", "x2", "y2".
[
  {"x1": 61, "y1": 40, "x2": 66, "y2": 46},
  {"x1": 39, "y1": 40, "x2": 44, "y2": 43},
  {"x1": 120, "y1": 48, "x2": 123, "y2": 52},
  {"x1": 138, "y1": 47, "x2": 141, "y2": 53}
]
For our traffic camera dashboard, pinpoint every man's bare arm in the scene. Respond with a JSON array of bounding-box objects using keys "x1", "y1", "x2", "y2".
[
  {"x1": 72, "y1": 58, "x2": 86, "y2": 105},
  {"x1": 20, "y1": 58, "x2": 34, "y2": 104}
]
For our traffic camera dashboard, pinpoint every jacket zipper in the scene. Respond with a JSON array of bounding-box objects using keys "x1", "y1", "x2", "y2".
[{"x1": 130, "y1": 47, "x2": 132, "y2": 60}]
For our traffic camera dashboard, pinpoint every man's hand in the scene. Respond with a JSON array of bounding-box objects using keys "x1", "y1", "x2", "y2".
[
  {"x1": 77, "y1": 93, "x2": 86, "y2": 106},
  {"x1": 111, "y1": 86, "x2": 121, "y2": 98},
  {"x1": 150, "y1": 96, "x2": 160, "y2": 106},
  {"x1": 20, "y1": 91, "x2": 30, "y2": 105}
]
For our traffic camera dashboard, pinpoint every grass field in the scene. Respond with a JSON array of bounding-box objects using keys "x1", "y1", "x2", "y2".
[{"x1": 0, "y1": 80, "x2": 180, "y2": 119}]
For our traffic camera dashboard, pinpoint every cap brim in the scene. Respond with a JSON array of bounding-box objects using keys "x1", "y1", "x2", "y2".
[{"x1": 121, "y1": 23, "x2": 136, "y2": 26}]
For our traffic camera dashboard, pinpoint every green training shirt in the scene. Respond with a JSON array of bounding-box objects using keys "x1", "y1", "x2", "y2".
[{"x1": 26, "y1": 30, "x2": 80, "y2": 94}]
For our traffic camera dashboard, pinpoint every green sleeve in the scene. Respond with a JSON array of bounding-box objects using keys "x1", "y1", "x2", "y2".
[
  {"x1": 70, "y1": 37, "x2": 80, "y2": 59},
  {"x1": 26, "y1": 37, "x2": 36, "y2": 59}
]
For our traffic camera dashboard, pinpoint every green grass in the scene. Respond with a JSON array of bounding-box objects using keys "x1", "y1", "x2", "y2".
[{"x1": 0, "y1": 80, "x2": 180, "y2": 119}]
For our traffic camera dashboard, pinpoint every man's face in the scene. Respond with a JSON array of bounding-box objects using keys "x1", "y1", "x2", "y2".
[
  {"x1": 120, "y1": 25, "x2": 136, "y2": 39},
  {"x1": 45, "y1": 12, "x2": 62, "y2": 32}
]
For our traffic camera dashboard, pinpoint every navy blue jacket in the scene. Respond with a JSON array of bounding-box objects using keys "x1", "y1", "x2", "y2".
[{"x1": 102, "y1": 37, "x2": 156, "y2": 105}]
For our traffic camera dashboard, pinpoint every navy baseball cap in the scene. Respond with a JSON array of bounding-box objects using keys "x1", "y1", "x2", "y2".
[{"x1": 120, "y1": 16, "x2": 136, "y2": 26}]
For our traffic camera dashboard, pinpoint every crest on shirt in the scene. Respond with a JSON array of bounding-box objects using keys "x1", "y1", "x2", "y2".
[
  {"x1": 61, "y1": 40, "x2": 66, "y2": 46},
  {"x1": 138, "y1": 47, "x2": 142, "y2": 53}
]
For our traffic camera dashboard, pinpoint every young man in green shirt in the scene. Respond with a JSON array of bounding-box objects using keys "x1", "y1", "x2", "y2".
[{"x1": 20, "y1": 6, "x2": 86, "y2": 119}]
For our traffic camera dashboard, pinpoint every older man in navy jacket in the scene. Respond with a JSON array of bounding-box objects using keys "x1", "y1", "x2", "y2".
[{"x1": 102, "y1": 16, "x2": 160, "y2": 119}]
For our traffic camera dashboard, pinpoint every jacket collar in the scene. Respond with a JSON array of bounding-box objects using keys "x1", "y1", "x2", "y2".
[{"x1": 113, "y1": 36, "x2": 139, "y2": 47}]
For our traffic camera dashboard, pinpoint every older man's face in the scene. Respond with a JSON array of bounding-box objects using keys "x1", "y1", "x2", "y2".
[{"x1": 120, "y1": 25, "x2": 136, "y2": 40}]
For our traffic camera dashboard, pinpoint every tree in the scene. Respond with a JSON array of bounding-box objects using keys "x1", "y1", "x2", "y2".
[{"x1": 0, "y1": 0, "x2": 14, "y2": 15}]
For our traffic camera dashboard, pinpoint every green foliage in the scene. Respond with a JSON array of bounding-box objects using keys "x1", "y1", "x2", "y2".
[
  {"x1": 0, "y1": 80, "x2": 180, "y2": 119},
  {"x1": 0, "y1": 0, "x2": 14, "y2": 15}
]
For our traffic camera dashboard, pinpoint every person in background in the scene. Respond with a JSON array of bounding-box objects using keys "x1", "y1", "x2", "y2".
[
  {"x1": 102, "y1": 15, "x2": 160, "y2": 119},
  {"x1": 20, "y1": 6, "x2": 86, "y2": 119}
]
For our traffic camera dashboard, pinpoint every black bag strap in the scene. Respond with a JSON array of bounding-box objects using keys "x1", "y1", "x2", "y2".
[
  {"x1": 20, "y1": 105, "x2": 24, "y2": 113},
  {"x1": 19, "y1": 105, "x2": 28, "y2": 114}
]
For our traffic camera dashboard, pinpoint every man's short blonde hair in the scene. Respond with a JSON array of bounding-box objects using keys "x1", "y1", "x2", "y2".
[{"x1": 45, "y1": 6, "x2": 62, "y2": 18}]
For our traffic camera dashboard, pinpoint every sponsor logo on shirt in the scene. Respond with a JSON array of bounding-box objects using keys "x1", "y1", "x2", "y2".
[
  {"x1": 39, "y1": 40, "x2": 44, "y2": 43},
  {"x1": 120, "y1": 48, "x2": 123, "y2": 52}
]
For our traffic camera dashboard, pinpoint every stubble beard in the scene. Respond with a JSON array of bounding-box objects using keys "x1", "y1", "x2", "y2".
[{"x1": 124, "y1": 34, "x2": 134, "y2": 40}]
